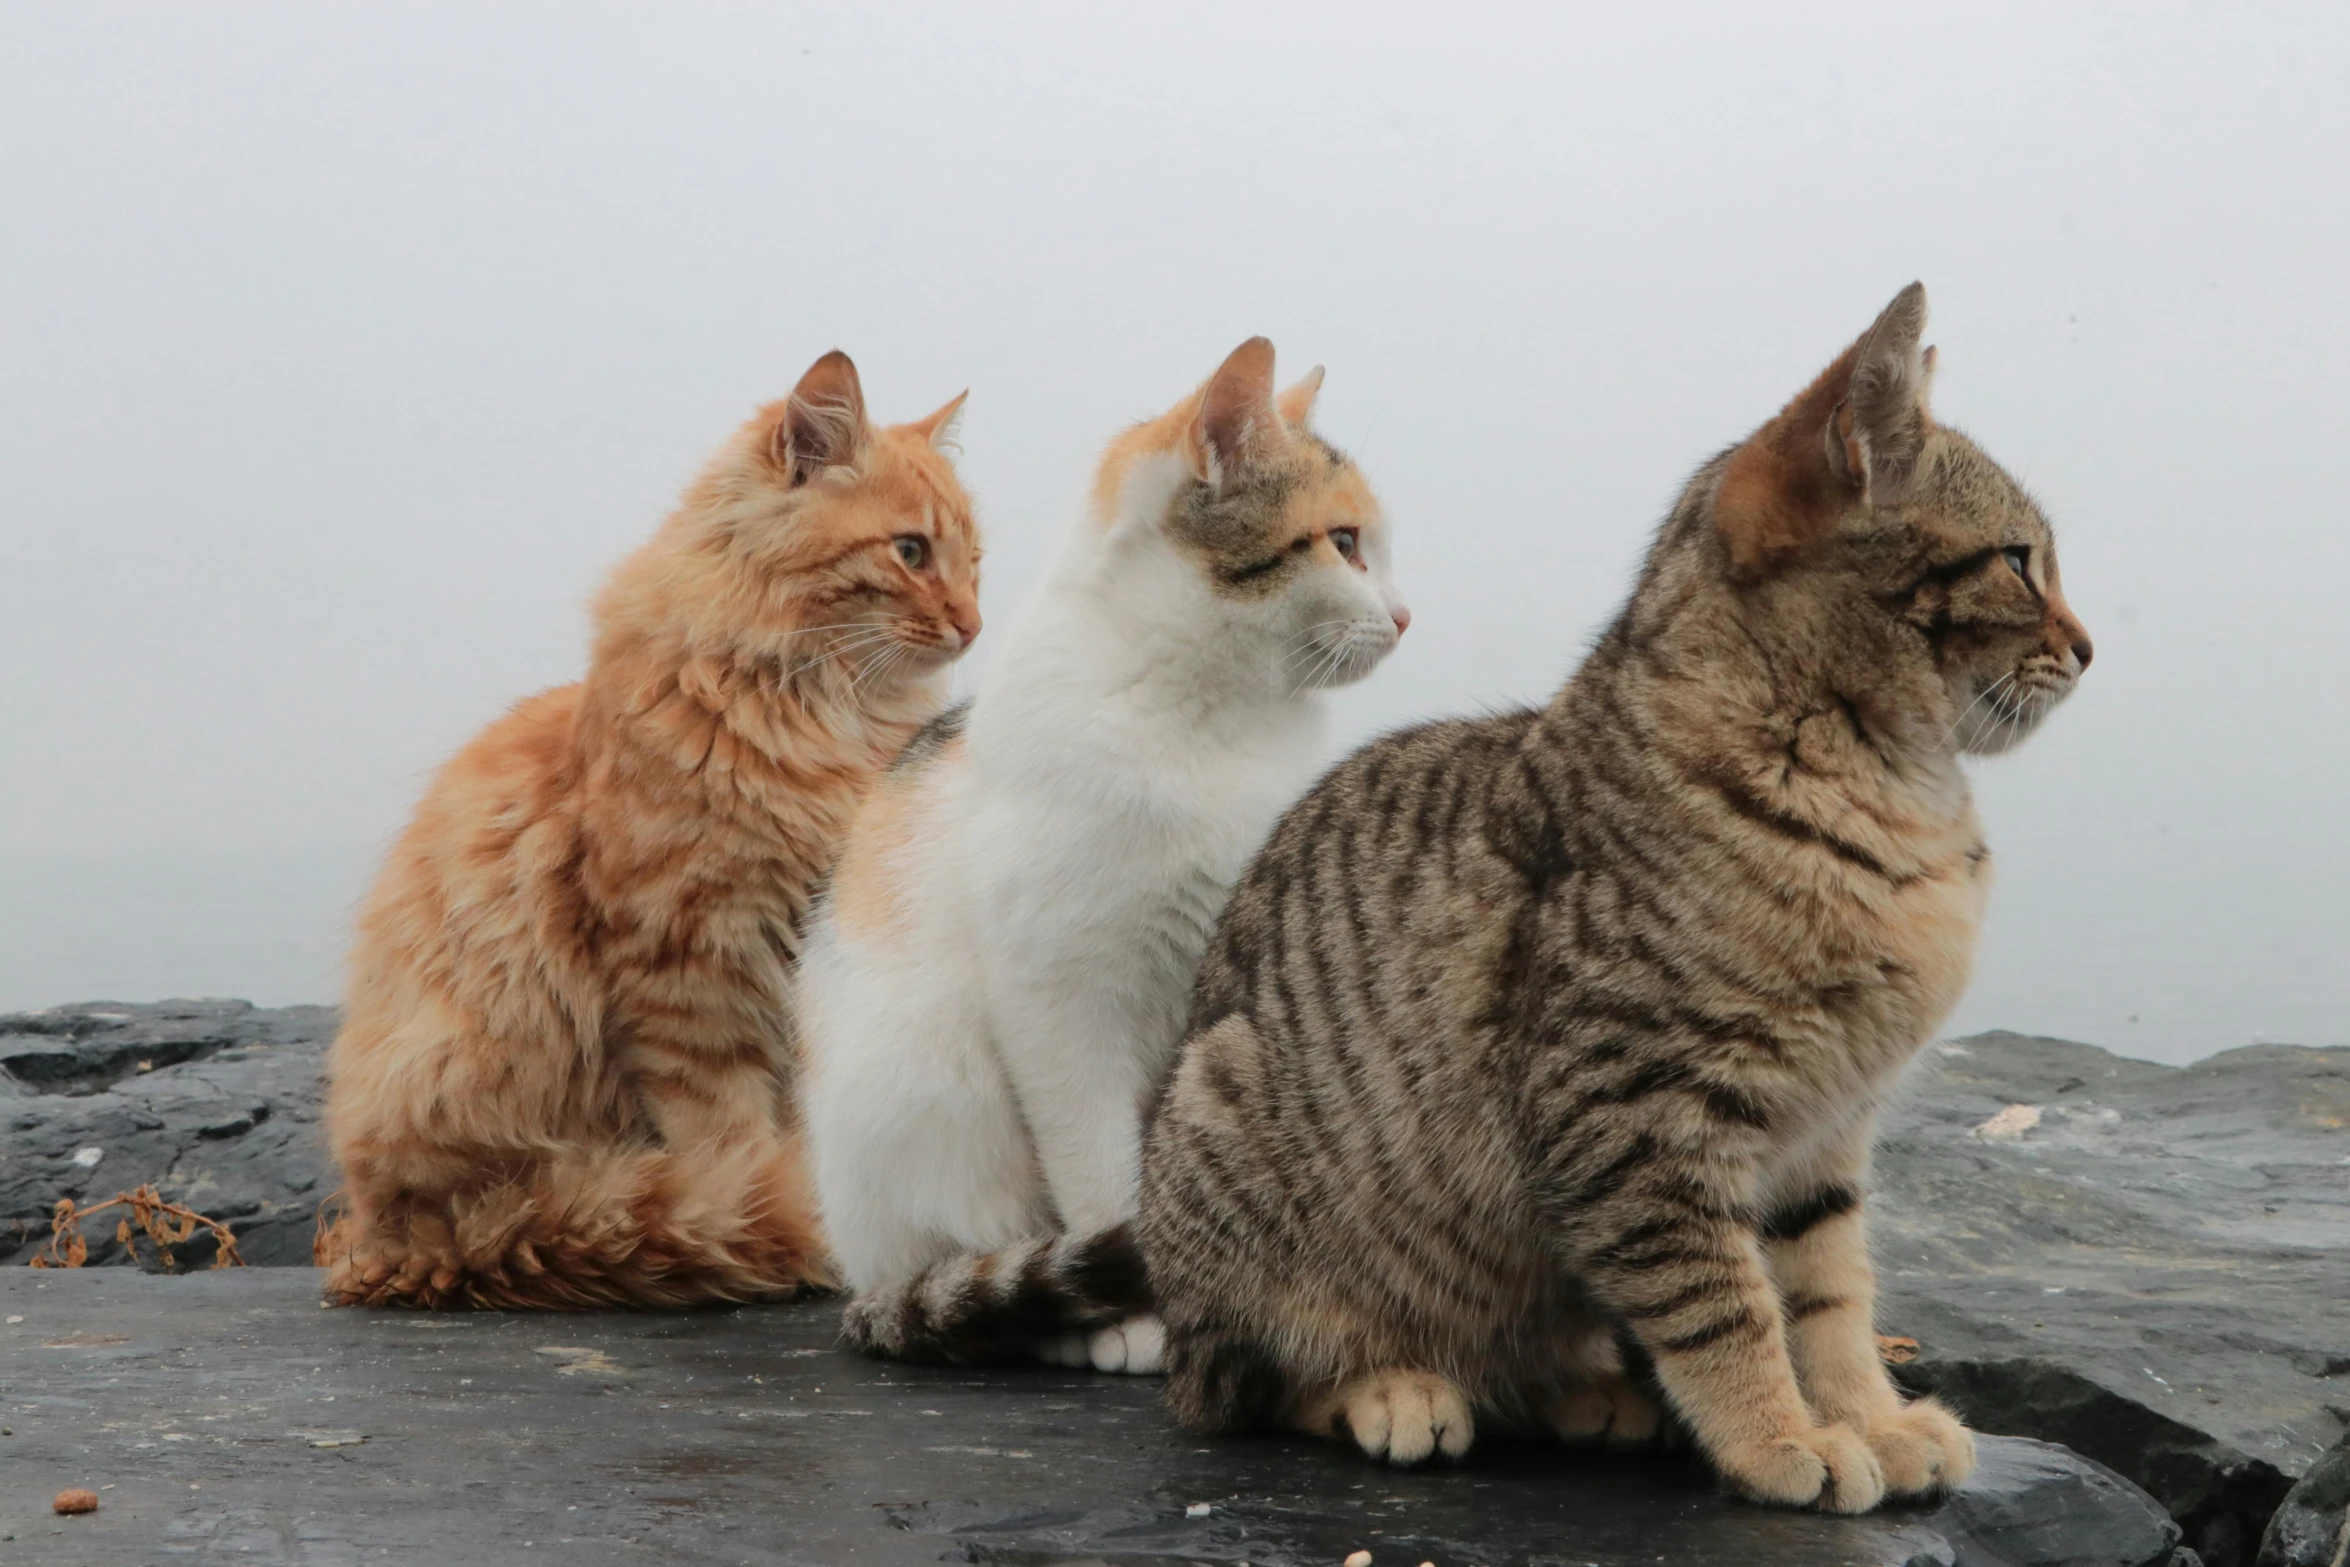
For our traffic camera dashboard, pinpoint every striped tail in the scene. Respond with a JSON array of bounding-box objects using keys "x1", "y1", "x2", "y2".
[{"x1": 841, "y1": 1225, "x2": 1152, "y2": 1365}]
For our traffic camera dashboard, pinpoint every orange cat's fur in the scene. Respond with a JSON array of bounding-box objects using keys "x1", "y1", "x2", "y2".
[{"x1": 318, "y1": 351, "x2": 982, "y2": 1309}]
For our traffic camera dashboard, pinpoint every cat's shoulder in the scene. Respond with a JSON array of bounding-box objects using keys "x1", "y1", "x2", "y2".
[
  {"x1": 1318, "y1": 707, "x2": 1543, "y2": 793},
  {"x1": 1254, "y1": 709, "x2": 1543, "y2": 853}
]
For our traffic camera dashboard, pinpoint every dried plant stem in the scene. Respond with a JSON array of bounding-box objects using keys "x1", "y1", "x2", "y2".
[{"x1": 28, "y1": 1184, "x2": 245, "y2": 1271}]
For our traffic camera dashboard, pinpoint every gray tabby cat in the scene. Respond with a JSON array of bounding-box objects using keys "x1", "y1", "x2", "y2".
[{"x1": 1136, "y1": 284, "x2": 2094, "y2": 1513}]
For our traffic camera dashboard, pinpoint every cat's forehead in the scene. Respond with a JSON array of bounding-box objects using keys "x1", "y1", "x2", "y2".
[
  {"x1": 866, "y1": 436, "x2": 973, "y2": 529},
  {"x1": 1281, "y1": 456, "x2": 1380, "y2": 536},
  {"x1": 1917, "y1": 432, "x2": 2051, "y2": 546}
]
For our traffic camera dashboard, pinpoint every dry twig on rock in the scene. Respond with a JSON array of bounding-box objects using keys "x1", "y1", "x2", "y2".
[{"x1": 27, "y1": 1184, "x2": 245, "y2": 1272}]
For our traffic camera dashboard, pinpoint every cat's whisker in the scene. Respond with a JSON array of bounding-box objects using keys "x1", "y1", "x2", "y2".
[
  {"x1": 1283, "y1": 632, "x2": 1342, "y2": 677},
  {"x1": 844, "y1": 641, "x2": 913, "y2": 703},
  {"x1": 1942, "y1": 670, "x2": 2019, "y2": 749},
  {"x1": 1305, "y1": 632, "x2": 1355, "y2": 691},
  {"x1": 1283, "y1": 628, "x2": 1342, "y2": 684},
  {"x1": 1280, "y1": 621, "x2": 1355, "y2": 671},
  {"x1": 791, "y1": 628, "x2": 910, "y2": 678}
]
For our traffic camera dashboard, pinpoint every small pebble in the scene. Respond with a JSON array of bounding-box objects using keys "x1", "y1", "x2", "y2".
[
  {"x1": 1346, "y1": 1553, "x2": 1373, "y2": 1567},
  {"x1": 53, "y1": 1489, "x2": 99, "y2": 1515},
  {"x1": 1186, "y1": 1502, "x2": 1212, "y2": 1517}
]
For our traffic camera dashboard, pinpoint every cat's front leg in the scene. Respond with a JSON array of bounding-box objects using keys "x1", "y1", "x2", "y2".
[
  {"x1": 986, "y1": 975, "x2": 1167, "y2": 1373},
  {"x1": 1759, "y1": 1173, "x2": 1974, "y2": 1498},
  {"x1": 986, "y1": 975, "x2": 1159, "y2": 1236},
  {"x1": 1550, "y1": 1146, "x2": 1885, "y2": 1513}
]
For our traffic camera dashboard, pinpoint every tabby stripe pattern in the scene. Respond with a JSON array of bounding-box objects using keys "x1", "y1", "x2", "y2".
[{"x1": 839, "y1": 1225, "x2": 1152, "y2": 1366}]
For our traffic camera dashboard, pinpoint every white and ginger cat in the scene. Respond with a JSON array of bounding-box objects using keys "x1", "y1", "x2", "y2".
[{"x1": 800, "y1": 338, "x2": 1408, "y2": 1372}]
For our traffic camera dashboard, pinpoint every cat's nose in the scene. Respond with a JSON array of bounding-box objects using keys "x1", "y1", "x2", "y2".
[
  {"x1": 2070, "y1": 634, "x2": 2093, "y2": 671},
  {"x1": 1390, "y1": 604, "x2": 1412, "y2": 636},
  {"x1": 952, "y1": 610, "x2": 982, "y2": 649}
]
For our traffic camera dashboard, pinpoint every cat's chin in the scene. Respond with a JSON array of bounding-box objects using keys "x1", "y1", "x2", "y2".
[{"x1": 1952, "y1": 677, "x2": 2073, "y2": 756}]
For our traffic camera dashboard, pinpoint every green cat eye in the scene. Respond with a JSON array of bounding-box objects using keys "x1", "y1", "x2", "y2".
[
  {"x1": 1330, "y1": 528, "x2": 1359, "y2": 561},
  {"x1": 2001, "y1": 546, "x2": 2031, "y2": 581},
  {"x1": 894, "y1": 535, "x2": 931, "y2": 570}
]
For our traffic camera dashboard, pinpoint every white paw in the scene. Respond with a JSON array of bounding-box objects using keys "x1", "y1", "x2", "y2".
[{"x1": 1086, "y1": 1314, "x2": 1165, "y2": 1376}]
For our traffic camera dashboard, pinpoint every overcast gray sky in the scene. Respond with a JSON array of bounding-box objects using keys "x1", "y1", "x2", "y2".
[{"x1": 3, "y1": 3, "x2": 2343, "y2": 1063}]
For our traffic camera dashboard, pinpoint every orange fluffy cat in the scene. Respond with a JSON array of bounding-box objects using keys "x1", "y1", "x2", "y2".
[{"x1": 318, "y1": 351, "x2": 981, "y2": 1309}]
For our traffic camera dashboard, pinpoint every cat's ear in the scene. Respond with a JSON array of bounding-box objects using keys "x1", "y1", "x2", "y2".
[
  {"x1": 1715, "y1": 282, "x2": 1937, "y2": 576},
  {"x1": 1190, "y1": 336, "x2": 1281, "y2": 488},
  {"x1": 903, "y1": 390, "x2": 968, "y2": 453},
  {"x1": 1276, "y1": 365, "x2": 1326, "y2": 431},
  {"x1": 772, "y1": 350, "x2": 870, "y2": 487},
  {"x1": 1827, "y1": 282, "x2": 1935, "y2": 506}
]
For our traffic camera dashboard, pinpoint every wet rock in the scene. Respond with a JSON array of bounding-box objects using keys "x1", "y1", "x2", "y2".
[
  {"x1": 2257, "y1": 1434, "x2": 2350, "y2": 1567},
  {"x1": 0, "y1": 1268, "x2": 2183, "y2": 1567},
  {"x1": 1876, "y1": 1032, "x2": 2350, "y2": 1567},
  {"x1": 0, "y1": 1001, "x2": 334, "y2": 1267}
]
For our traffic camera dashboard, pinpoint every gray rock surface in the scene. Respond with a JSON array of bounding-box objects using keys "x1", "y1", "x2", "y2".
[
  {"x1": 4, "y1": 1004, "x2": 2341, "y2": 1563},
  {"x1": 1874, "y1": 1032, "x2": 2350, "y2": 1567},
  {"x1": 2258, "y1": 1434, "x2": 2350, "y2": 1567},
  {"x1": 1, "y1": 1000, "x2": 335, "y2": 1268},
  {"x1": 0, "y1": 1268, "x2": 2184, "y2": 1567}
]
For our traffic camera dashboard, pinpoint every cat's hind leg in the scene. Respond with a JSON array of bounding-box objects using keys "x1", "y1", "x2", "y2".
[
  {"x1": 1536, "y1": 1314, "x2": 1670, "y2": 1451},
  {"x1": 1291, "y1": 1371, "x2": 1477, "y2": 1467}
]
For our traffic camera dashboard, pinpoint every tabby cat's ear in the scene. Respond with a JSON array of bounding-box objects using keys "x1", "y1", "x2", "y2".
[
  {"x1": 773, "y1": 350, "x2": 870, "y2": 487},
  {"x1": 1829, "y1": 282, "x2": 1936, "y2": 506},
  {"x1": 1715, "y1": 282, "x2": 1938, "y2": 576},
  {"x1": 904, "y1": 390, "x2": 968, "y2": 453},
  {"x1": 1276, "y1": 366, "x2": 1326, "y2": 430},
  {"x1": 1191, "y1": 337, "x2": 1281, "y2": 488}
]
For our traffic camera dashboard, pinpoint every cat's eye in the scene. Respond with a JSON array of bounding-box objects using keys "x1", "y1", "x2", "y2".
[
  {"x1": 894, "y1": 535, "x2": 931, "y2": 570},
  {"x1": 1329, "y1": 528, "x2": 1359, "y2": 561},
  {"x1": 2000, "y1": 546, "x2": 2031, "y2": 582}
]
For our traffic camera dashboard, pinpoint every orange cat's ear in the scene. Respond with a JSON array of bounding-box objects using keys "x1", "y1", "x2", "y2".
[
  {"x1": 1276, "y1": 366, "x2": 1325, "y2": 431},
  {"x1": 772, "y1": 350, "x2": 870, "y2": 487},
  {"x1": 1716, "y1": 282, "x2": 1937, "y2": 577},
  {"x1": 904, "y1": 390, "x2": 968, "y2": 453},
  {"x1": 1190, "y1": 336, "x2": 1281, "y2": 488}
]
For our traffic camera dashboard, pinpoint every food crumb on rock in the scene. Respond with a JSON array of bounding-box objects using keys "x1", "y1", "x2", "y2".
[{"x1": 53, "y1": 1489, "x2": 99, "y2": 1515}]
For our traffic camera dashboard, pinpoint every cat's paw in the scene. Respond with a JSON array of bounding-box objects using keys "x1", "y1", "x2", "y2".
[
  {"x1": 1329, "y1": 1371, "x2": 1475, "y2": 1467},
  {"x1": 1864, "y1": 1398, "x2": 1975, "y2": 1498},
  {"x1": 1085, "y1": 1314, "x2": 1166, "y2": 1376},
  {"x1": 1545, "y1": 1376, "x2": 1665, "y2": 1450},
  {"x1": 1717, "y1": 1422, "x2": 1885, "y2": 1514},
  {"x1": 1039, "y1": 1316, "x2": 1164, "y2": 1374}
]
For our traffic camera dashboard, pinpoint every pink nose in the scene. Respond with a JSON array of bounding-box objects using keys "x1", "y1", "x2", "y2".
[{"x1": 1391, "y1": 604, "x2": 1412, "y2": 636}]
